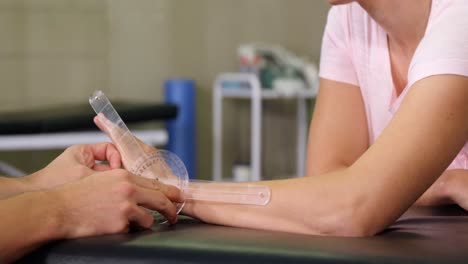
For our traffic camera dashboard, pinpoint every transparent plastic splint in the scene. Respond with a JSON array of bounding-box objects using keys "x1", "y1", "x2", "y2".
[{"x1": 89, "y1": 91, "x2": 271, "y2": 221}]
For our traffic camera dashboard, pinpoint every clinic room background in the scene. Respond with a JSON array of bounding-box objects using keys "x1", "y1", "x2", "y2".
[{"x1": 0, "y1": 0, "x2": 329, "y2": 180}]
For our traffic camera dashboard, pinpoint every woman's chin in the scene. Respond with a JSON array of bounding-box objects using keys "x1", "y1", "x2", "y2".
[{"x1": 327, "y1": 0, "x2": 355, "y2": 5}]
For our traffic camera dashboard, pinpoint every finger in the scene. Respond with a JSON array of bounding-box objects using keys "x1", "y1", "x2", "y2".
[
  {"x1": 93, "y1": 114, "x2": 105, "y2": 131},
  {"x1": 86, "y1": 142, "x2": 122, "y2": 169},
  {"x1": 161, "y1": 183, "x2": 184, "y2": 203},
  {"x1": 130, "y1": 174, "x2": 184, "y2": 203},
  {"x1": 128, "y1": 205, "x2": 154, "y2": 229},
  {"x1": 94, "y1": 115, "x2": 138, "y2": 170},
  {"x1": 95, "y1": 114, "x2": 156, "y2": 155},
  {"x1": 94, "y1": 114, "x2": 127, "y2": 146},
  {"x1": 93, "y1": 114, "x2": 112, "y2": 136},
  {"x1": 134, "y1": 186, "x2": 179, "y2": 224}
]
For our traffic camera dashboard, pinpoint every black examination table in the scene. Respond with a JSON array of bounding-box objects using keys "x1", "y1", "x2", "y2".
[
  {"x1": 0, "y1": 102, "x2": 177, "y2": 135},
  {"x1": 17, "y1": 205, "x2": 468, "y2": 264}
]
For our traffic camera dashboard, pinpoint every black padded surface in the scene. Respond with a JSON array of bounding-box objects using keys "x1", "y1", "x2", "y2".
[
  {"x1": 0, "y1": 103, "x2": 178, "y2": 135},
  {"x1": 17, "y1": 206, "x2": 468, "y2": 264}
]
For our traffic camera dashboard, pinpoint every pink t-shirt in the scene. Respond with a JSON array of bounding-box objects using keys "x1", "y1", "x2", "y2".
[{"x1": 319, "y1": 0, "x2": 467, "y2": 170}]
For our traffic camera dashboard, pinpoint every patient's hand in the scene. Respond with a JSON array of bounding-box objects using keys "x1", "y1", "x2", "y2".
[
  {"x1": 445, "y1": 169, "x2": 468, "y2": 210},
  {"x1": 93, "y1": 115, "x2": 156, "y2": 170},
  {"x1": 27, "y1": 143, "x2": 122, "y2": 190},
  {"x1": 93, "y1": 115, "x2": 180, "y2": 188},
  {"x1": 416, "y1": 169, "x2": 468, "y2": 209}
]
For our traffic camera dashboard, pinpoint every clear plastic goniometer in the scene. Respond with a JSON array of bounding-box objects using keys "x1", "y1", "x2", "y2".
[{"x1": 89, "y1": 91, "x2": 271, "y2": 221}]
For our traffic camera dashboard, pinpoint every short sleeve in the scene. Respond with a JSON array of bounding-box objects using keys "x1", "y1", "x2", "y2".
[
  {"x1": 408, "y1": 0, "x2": 468, "y2": 88},
  {"x1": 319, "y1": 6, "x2": 359, "y2": 86}
]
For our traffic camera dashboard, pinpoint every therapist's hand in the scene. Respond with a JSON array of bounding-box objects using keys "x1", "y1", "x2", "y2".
[
  {"x1": 26, "y1": 143, "x2": 122, "y2": 190},
  {"x1": 52, "y1": 169, "x2": 183, "y2": 238}
]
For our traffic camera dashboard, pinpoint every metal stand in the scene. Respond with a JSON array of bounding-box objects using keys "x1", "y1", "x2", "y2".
[{"x1": 212, "y1": 73, "x2": 317, "y2": 182}]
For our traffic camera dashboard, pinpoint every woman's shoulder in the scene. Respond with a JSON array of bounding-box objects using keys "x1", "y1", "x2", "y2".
[
  {"x1": 427, "y1": 0, "x2": 468, "y2": 30},
  {"x1": 408, "y1": 0, "x2": 468, "y2": 88},
  {"x1": 420, "y1": 0, "x2": 468, "y2": 49}
]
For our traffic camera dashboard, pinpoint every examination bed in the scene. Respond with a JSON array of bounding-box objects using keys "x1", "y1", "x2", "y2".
[
  {"x1": 17, "y1": 205, "x2": 468, "y2": 264},
  {"x1": 0, "y1": 80, "x2": 196, "y2": 178}
]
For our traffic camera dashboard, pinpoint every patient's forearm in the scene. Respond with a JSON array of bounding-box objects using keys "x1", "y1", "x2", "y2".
[{"x1": 182, "y1": 169, "x2": 368, "y2": 236}]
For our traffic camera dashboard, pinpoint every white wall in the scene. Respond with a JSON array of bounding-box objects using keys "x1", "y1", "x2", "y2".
[{"x1": 0, "y1": 0, "x2": 330, "y2": 178}]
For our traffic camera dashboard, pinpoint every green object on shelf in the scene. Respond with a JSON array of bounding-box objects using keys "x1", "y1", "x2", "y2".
[
  {"x1": 259, "y1": 64, "x2": 307, "y2": 90},
  {"x1": 259, "y1": 65, "x2": 281, "y2": 89}
]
